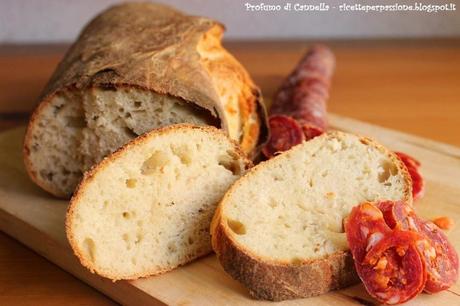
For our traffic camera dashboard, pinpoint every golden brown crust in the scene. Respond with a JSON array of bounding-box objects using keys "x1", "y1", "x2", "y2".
[
  {"x1": 30, "y1": 2, "x2": 267, "y2": 154},
  {"x1": 212, "y1": 214, "x2": 358, "y2": 300},
  {"x1": 23, "y1": 3, "x2": 267, "y2": 198},
  {"x1": 210, "y1": 131, "x2": 413, "y2": 300},
  {"x1": 66, "y1": 124, "x2": 252, "y2": 280}
]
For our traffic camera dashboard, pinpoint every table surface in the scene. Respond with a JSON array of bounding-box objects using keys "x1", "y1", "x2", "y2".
[{"x1": 0, "y1": 40, "x2": 459, "y2": 305}]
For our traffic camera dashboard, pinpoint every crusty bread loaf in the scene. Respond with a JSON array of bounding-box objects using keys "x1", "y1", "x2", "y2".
[
  {"x1": 211, "y1": 131, "x2": 412, "y2": 301},
  {"x1": 66, "y1": 125, "x2": 251, "y2": 280},
  {"x1": 24, "y1": 3, "x2": 267, "y2": 198}
]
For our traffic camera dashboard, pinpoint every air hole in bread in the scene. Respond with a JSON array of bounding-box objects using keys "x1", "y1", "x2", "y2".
[
  {"x1": 39, "y1": 170, "x2": 54, "y2": 181},
  {"x1": 122, "y1": 212, "x2": 131, "y2": 219},
  {"x1": 123, "y1": 126, "x2": 137, "y2": 138},
  {"x1": 135, "y1": 233, "x2": 143, "y2": 244},
  {"x1": 65, "y1": 116, "x2": 85, "y2": 128},
  {"x1": 188, "y1": 237, "x2": 194, "y2": 245},
  {"x1": 167, "y1": 241, "x2": 177, "y2": 253},
  {"x1": 125, "y1": 178, "x2": 137, "y2": 188},
  {"x1": 378, "y1": 159, "x2": 398, "y2": 183},
  {"x1": 171, "y1": 144, "x2": 192, "y2": 165},
  {"x1": 227, "y1": 219, "x2": 246, "y2": 235},
  {"x1": 53, "y1": 104, "x2": 64, "y2": 115},
  {"x1": 269, "y1": 199, "x2": 278, "y2": 208},
  {"x1": 133, "y1": 101, "x2": 142, "y2": 108},
  {"x1": 122, "y1": 233, "x2": 131, "y2": 250},
  {"x1": 217, "y1": 154, "x2": 241, "y2": 176},
  {"x1": 141, "y1": 150, "x2": 170, "y2": 175},
  {"x1": 61, "y1": 168, "x2": 71, "y2": 175},
  {"x1": 103, "y1": 200, "x2": 109, "y2": 209},
  {"x1": 83, "y1": 238, "x2": 96, "y2": 263},
  {"x1": 321, "y1": 170, "x2": 329, "y2": 177}
]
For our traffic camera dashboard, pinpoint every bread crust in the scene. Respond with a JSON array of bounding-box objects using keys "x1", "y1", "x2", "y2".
[
  {"x1": 210, "y1": 131, "x2": 413, "y2": 300},
  {"x1": 23, "y1": 2, "x2": 267, "y2": 197},
  {"x1": 212, "y1": 212, "x2": 359, "y2": 301},
  {"x1": 66, "y1": 124, "x2": 252, "y2": 280}
]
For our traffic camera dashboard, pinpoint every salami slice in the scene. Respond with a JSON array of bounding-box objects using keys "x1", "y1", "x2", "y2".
[
  {"x1": 416, "y1": 219, "x2": 459, "y2": 293},
  {"x1": 261, "y1": 115, "x2": 305, "y2": 158},
  {"x1": 395, "y1": 152, "x2": 424, "y2": 200},
  {"x1": 395, "y1": 152, "x2": 421, "y2": 168},
  {"x1": 263, "y1": 45, "x2": 335, "y2": 158},
  {"x1": 377, "y1": 200, "x2": 416, "y2": 230},
  {"x1": 345, "y1": 202, "x2": 426, "y2": 304},
  {"x1": 376, "y1": 200, "x2": 459, "y2": 293},
  {"x1": 345, "y1": 202, "x2": 392, "y2": 265},
  {"x1": 361, "y1": 230, "x2": 426, "y2": 304}
]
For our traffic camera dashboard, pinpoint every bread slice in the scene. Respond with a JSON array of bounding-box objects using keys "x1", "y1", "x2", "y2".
[
  {"x1": 66, "y1": 125, "x2": 251, "y2": 280},
  {"x1": 211, "y1": 131, "x2": 412, "y2": 301},
  {"x1": 24, "y1": 3, "x2": 268, "y2": 198}
]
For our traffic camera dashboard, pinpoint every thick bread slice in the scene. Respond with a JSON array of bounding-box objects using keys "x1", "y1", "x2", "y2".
[
  {"x1": 66, "y1": 125, "x2": 251, "y2": 280},
  {"x1": 211, "y1": 131, "x2": 412, "y2": 301},
  {"x1": 24, "y1": 3, "x2": 268, "y2": 198}
]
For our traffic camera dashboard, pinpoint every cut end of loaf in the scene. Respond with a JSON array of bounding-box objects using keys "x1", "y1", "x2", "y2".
[
  {"x1": 24, "y1": 87, "x2": 216, "y2": 198},
  {"x1": 66, "y1": 124, "x2": 250, "y2": 280},
  {"x1": 212, "y1": 131, "x2": 412, "y2": 300}
]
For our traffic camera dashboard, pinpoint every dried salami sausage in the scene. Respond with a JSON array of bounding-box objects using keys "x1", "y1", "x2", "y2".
[
  {"x1": 261, "y1": 115, "x2": 305, "y2": 157},
  {"x1": 263, "y1": 45, "x2": 335, "y2": 158}
]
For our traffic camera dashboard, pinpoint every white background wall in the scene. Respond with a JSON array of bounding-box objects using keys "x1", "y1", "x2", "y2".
[{"x1": 1, "y1": 0, "x2": 459, "y2": 43}]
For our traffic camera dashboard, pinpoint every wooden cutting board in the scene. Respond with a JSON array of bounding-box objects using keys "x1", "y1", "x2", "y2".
[{"x1": 1, "y1": 114, "x2": 459, "y2": 306}]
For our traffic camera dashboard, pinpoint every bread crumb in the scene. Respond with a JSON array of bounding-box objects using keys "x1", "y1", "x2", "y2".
[{"x1": 433, "y1": 216, "x2": 454, "y2": 230}]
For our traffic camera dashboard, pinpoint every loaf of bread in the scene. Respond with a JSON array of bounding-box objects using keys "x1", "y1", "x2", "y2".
[
  {"x1": 66, "y1": 124, "x2": 251, "y2": 280},
  {"x1": 24, "y1": 3, "x2": 267, "y2": 198},
  {"x1": 211, "y1": 131, "x2": 412, "y2": 301}
]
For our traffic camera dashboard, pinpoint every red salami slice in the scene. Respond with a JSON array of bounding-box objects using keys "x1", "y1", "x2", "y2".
[
  {"x1": 376, "y1": 200, "x2": 459, "y2": 293},
  {"x1": 263, "y1": 45, "x2": 335, "y2": 158},
  {"x1": 345, "y1": 202, "x2": 392, "y2": 265},
  {"x1": 261, "y1": 115, "x2": 305, "y2": 158},
  {"x1": 395, "y1": 152, "x2": 424, "y2": 200},
  {"x1": 416, "y1": 219, "x2": 459, "y2": 293},
  {"x1": 361, "y1": 230, "x2": 426, "y2": 304},
  {"x1": 345, "y1": 202, "x2": 426, "y2": 304},
  {"x1": 395, "y1": 152, "x2": 421, "y2": 167},
  {"x1": 377, "y1": 200, "x2": 416, "y2": 230}
]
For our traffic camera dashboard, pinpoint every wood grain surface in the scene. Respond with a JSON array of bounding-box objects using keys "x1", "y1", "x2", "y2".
[{"x1": 0, "y1": 40, "x2": 459, "y2": 305}]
